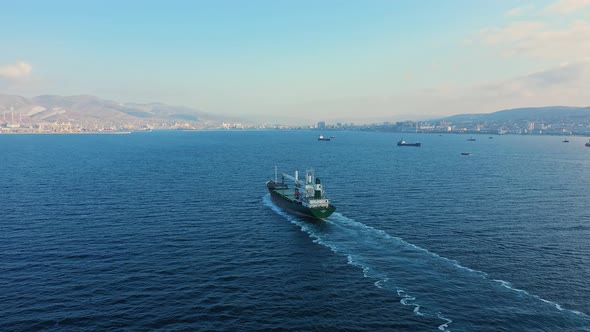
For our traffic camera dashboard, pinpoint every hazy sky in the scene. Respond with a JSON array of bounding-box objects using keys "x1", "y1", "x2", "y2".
[{"x1": 1, "y1": 0, "x2": 590, "y2": 123}]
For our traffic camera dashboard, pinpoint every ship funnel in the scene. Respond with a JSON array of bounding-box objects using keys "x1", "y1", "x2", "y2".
[{"x1": 314, "y1": 177, "x2": 322, "y2": 198}]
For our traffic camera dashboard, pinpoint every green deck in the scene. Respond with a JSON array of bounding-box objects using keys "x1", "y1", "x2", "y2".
[{"x1": 273, "y1": 188, "x2": 296, "y2": 202}]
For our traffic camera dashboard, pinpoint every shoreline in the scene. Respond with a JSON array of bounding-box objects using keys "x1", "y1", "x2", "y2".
[{"x1": 0, "y1": 131, "x2": 133, "y2": 135}]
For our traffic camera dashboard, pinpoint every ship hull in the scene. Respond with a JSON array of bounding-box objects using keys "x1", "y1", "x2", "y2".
[{"x1": 267, "y1": 182, "x2": 336, "y2": 220}]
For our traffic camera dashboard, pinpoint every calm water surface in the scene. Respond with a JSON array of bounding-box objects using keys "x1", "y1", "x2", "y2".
[{"x1": 1, "y1": 131, "x2": 589, "y2": 331}]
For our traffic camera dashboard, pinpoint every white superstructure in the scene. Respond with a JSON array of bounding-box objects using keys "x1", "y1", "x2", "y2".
[{"x1": 281, "y1": 169, "x2": 331, "y2": 208}]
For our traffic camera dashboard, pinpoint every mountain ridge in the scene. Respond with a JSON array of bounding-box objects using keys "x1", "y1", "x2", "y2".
[
  {"x1": 438, "y1": 106, "x2": 590, "y2": 122},
  {"x1": 0, "y1": 94, "x2": 226, "y2": 124}
]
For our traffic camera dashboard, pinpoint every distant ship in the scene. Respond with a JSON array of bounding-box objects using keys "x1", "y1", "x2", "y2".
[
  {"x1": 266, "y1": 168, "x2": 336, "y2": 220},
  {"x1": 467, "y1": 137, "x2": 476, "y2": 141},
  {"x1": 586, "y1": 139, "x2": 590, "y2": 147},
  {"x1": 563, "y1": 139, "x2": 570, "y2": 143},
  {"x1": 397, "y1": 139, "x2": 421, "y2": 147},
  {"x1": 318, "y1": 135, "x2": 331, "y2": 141}
]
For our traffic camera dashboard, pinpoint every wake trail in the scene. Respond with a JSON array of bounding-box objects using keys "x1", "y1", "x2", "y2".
[
  {"x1": 263, "y1": 195, "x2": 452, "y2": 330},
  {"x1": 263, "y1": 195, "x2": 589, "y2": 330}
]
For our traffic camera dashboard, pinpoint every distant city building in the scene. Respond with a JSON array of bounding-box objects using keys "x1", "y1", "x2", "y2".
[
  {"x1": 418, "y1": 123, "x2": 435, "y2": 130},
  {"x1": 317, "y1": 121, "x2": 326, "y2": 129},
  {"x1": 527, "y1": 122, "x2": 535, "y2": 131}
]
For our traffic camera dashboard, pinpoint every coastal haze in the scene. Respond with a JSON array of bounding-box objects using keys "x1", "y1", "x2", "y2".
[
  {"x1": 0, "y1": 94, "x2": 225, "y2": 132},
  {"x1": 2, "y1": 92, "x2": 590, "y2": 135}
]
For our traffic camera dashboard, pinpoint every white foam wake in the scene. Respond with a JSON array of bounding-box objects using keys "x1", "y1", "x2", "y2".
[
  {"x1": 493, "y1": 279, "x2": 586, "y2": 317},
  {"x1": 437, "y1": 312, "x2": 453, "y2": 331},
  {"x1": 263, "y1": 195, "x2": 451, "y2": 329},
  {"x1": 327, "y1": 211, "x2": 588, "y2": 319},
  {"x1": 263, "y1": 194, "x2": 589, "y2": 329},
  {"x1": 397, "y1": 289, "x2": 424, "y2": 316}
]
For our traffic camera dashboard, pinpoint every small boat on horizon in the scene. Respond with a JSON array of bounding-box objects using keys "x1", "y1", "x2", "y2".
[
  {"x1": 563, "y1": 139, "x2": 570, "y2": 143},
  {"x1": 397, "y1": 139, "x2": 421, "y2": 147},
  {"x1": 586, "y1": 139, "x2": 590, "y2": 147},
  {"x1": 461, "y1": 152, "x2": 471, "y2": 155},
  {"x1": 467, "y1": 137, "x2": 476, "y2": 141},
  {"x1": 318, "y1": 135, "x2": 331, "y2": 141}
]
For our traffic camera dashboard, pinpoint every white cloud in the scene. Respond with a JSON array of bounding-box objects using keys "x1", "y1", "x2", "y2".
[
  {"x1": 0, "y1": 61, "x2": 33, "y2": 80},
  {"x1": 432, "y1": 60, "x2": 590, "y2": 116},
  {"x1": 478, "y1": 20, "x2": 590, "y2": 61},
  {"x1": 480, "y1": 21, "x2": 545, "y2": 45},
  {"x1": 276, "y1": 61, "x2": 590, "y2": 122},
  {"x1": 442, "y1": 0, "x2": 590, "y2": 119},
  {"x1": 544, "y1": 0, "x2": 590, "y2": 14},
  {"x1": 506, "y1": 5, "x2": 535, "y2": 16},
  {"x1": 477, "y1": 60, "x2": 589, "y2": 97},
  {"x1": 476, "y1": 0, "x2": 590, "y2": 62}
]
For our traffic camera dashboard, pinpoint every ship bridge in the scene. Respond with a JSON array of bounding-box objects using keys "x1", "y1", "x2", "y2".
[{"x1": 282, "y1": 169, "x2": 330, "y2": 207}]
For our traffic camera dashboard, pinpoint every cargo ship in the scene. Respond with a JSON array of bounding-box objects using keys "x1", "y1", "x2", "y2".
[
  {"x1": 266, "y1": 168, "x2": 336, "y2": 220},
  {"x1": 318, "y1": 135, "x2": 331, "y2": 141},
  {"x1": 397, "y1": 139, "x2": 421, "y2": 147}
]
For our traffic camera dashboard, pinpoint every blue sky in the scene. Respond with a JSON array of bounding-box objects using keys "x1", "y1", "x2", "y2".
[{"x1": 1, "y1": 0, "x2": 589, "y2": 123}]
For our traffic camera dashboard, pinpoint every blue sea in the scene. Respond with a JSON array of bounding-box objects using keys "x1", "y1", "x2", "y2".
[{"x1": 1, "y1": 131, "x2": 590, "y2": 331}]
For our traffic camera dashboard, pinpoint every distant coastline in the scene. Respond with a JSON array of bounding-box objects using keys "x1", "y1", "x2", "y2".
[
  {"x1": 2, "y1": 93, "x2": 590, "y2": 136},
  {"x1": 0, "y1": 131, "x2": 132, "y2": 135},
  {"x1": 2, "y1": 128, "x2": 589, "y2": 138}
]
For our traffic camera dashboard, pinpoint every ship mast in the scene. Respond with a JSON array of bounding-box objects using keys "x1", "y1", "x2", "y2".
[{"x1": 282, "y1": 171, "x2": 300, "y2": 186}]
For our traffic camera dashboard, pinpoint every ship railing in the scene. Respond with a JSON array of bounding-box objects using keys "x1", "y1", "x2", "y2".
[{"x1": 303, "y1": 199, "x2": 330, "y2": 208}]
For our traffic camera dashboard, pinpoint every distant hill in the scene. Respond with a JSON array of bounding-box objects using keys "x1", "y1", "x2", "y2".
[
  {"x1": 439, "y1": 106, "x2": 590, "y2": 122},
  {"x1": 0, "y1": 94, "x2": 225, "y2": 124}
]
